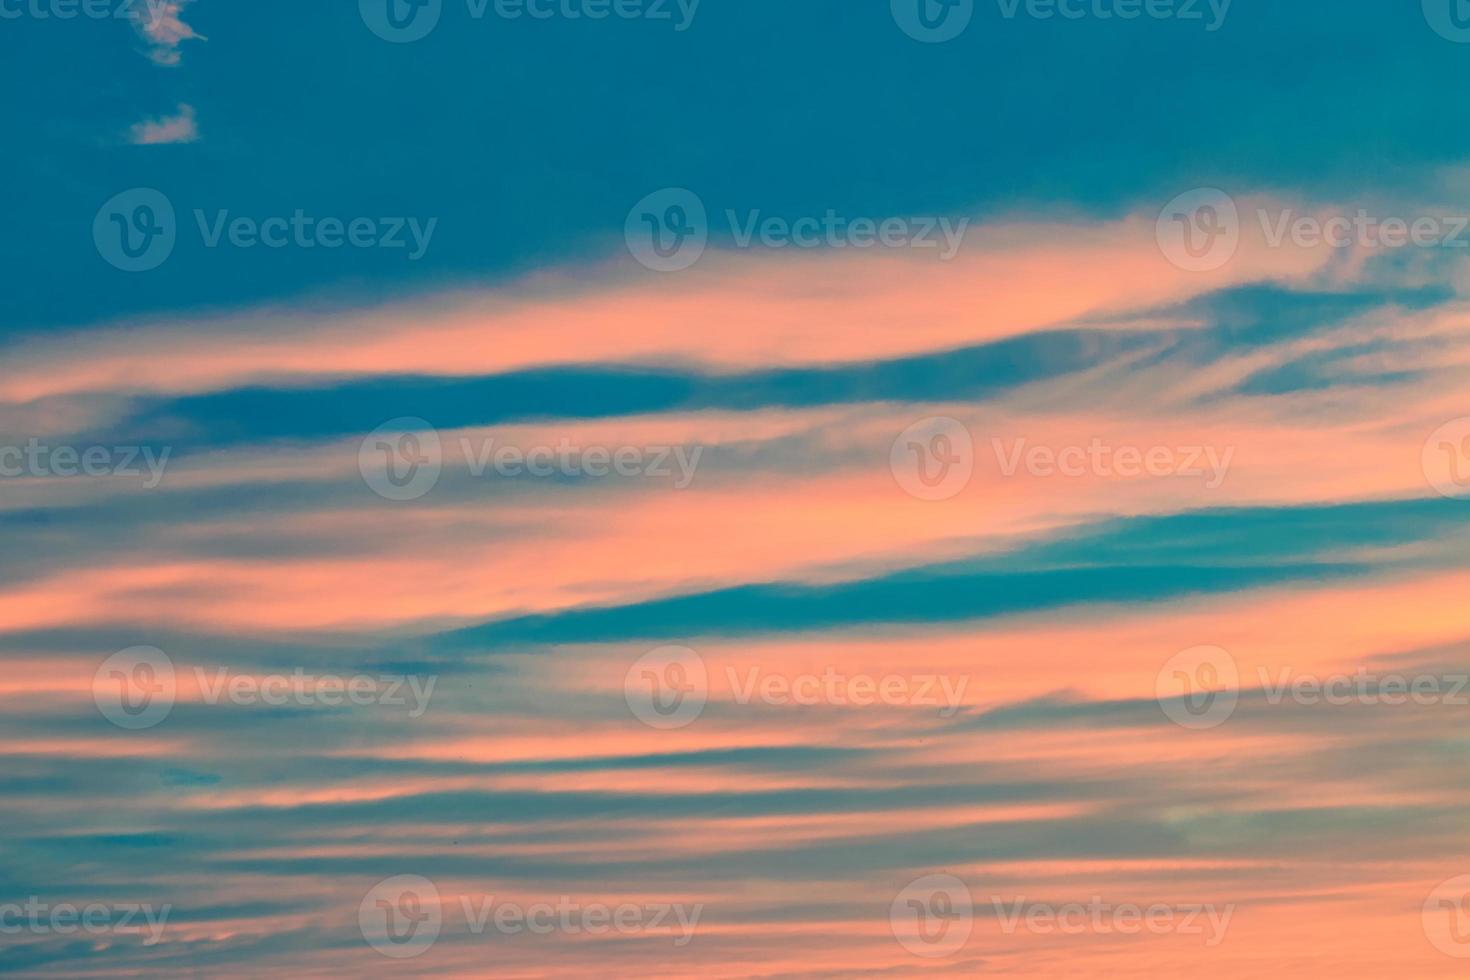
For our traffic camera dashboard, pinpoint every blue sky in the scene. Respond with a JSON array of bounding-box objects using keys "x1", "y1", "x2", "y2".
[{"x1": 7, "y1": 2, "x2": 1470, "y2": 976}]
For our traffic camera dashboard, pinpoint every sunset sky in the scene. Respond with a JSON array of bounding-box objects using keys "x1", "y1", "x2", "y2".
[{"x1": 5, "y1": 1, "x2": 1470, "y2": 976}]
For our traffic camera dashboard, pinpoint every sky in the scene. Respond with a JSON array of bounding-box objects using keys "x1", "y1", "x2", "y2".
[{"x1": 5, "y1": 0, "x2": 1470, "y2": 976}]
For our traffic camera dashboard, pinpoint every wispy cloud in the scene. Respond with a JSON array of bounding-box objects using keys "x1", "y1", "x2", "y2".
[
  {"x1": 134, "y1": 0, "x2": 204, "y2": 67},
  {"x1": 128, "y1": 103, "x2": 199, "y2": 145}
]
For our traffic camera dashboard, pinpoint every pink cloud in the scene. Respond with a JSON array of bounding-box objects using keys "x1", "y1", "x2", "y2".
[
  {"x1": 129, "y1": 103, "x2": 199, "y2": 145},
  {"x1": 135, "y1": 0, "x2": 204, "y2": 66}
]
